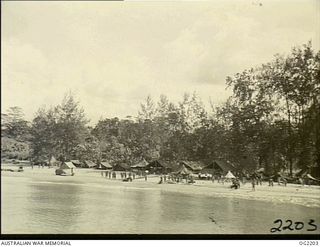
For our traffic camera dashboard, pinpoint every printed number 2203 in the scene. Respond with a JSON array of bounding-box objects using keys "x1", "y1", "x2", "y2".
[{"x1": 270, "y1": 219, "x2": 317, "y2": 233}]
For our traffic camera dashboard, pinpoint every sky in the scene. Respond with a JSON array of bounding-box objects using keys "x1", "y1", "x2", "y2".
[{"x1": 2, "y1": 0, "x2": 319, "y2": 124}]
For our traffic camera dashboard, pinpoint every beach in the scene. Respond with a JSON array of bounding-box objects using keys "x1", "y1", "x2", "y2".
[
  {"x1": 2, "y1": 165, "x2": 320, "y2": 208},
  {"x1": 2, "y1": 164, "x2": 320, "y2": 234}
]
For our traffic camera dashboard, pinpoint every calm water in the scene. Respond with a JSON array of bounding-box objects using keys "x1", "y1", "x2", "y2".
[{"x1": 1, "y1": 171, "x2": 320, "y2": 234}]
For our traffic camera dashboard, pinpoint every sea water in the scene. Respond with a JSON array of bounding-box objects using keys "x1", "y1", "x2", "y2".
[{"x1": 1, "y1": 168, "x2": 319, "y2": 234}]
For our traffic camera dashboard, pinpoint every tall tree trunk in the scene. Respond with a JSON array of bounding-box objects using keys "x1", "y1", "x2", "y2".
[
  {"x1": 315, "y1": 96, "x2": 320, "y2": 168},
  {"x1": 286, "y1": 97, "x2": 293, "y2": 176}
]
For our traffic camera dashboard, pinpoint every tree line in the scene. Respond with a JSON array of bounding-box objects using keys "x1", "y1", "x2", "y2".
[{"x1": 2, "y1": 42, "x2": 319, "y2": 176}]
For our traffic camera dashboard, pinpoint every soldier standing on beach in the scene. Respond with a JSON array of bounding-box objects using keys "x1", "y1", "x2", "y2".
[{"x1": 251, "y1": 178, "x2": 256, "y2": 191}]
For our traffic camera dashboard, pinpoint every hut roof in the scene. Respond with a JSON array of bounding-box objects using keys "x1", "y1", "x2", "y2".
[
  {"x1": 131, "y1": 159, "x2": 148, "y2": 168},
  {"x1": 180, "y1": 161, "x2": 204, "y2": 172},
  {"x1": 147, "y1": 160, "x2": 177, "y2": 169},
  {"x1": 84, "y1": 160, "x2": 97, "y2": 168},
  {"x1": 61, "y1": 162, "x2": 76, "y2": 169},
  {"x1": 204, "y1": 160, "x2": 236, "y2": 173},
  {"x1": 99, "y1": 161, "x2": 113, "y2": 169},
  {"x1": 172, "y1": 164, "x2": 192, "y2": 175},
  {"x1": 113, "y1": 163, "x2": 131, "y2": 171},
  {"x1": 71, "y1": 160, "x2": 82, "y2": 166}
]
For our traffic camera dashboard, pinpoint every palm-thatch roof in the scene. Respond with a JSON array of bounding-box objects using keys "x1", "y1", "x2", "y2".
[
  {"x1": 147, "y1": 160, "x2": 178, "y2": 169},
  {"x1": 83, "y1": 160, "x2": 97, "y2": 168},
  {"x1": 131, "y1": 159, "x2": 148, "y2": 168},
  {"x1": 61, "y1": 162, "x2": 76, "y2": 169},
  {"x1": 180, "y1": 161, "x2": 204, "y2": 173},
  {"x1": 113, "y1": 163, "x2": 131, "y2": 171},
  {"x1": 71, "y1": 160, "x2": 82, "y2": 167},
  {"x1": 172, "y1": 164, "x2": 192, "y2": 175},
  {"x1": 203, "y1": 160, "x2": 236, "y2": 174},
  {"x1": 97, "y1": 161, "x2": 113, "y2": 169}
]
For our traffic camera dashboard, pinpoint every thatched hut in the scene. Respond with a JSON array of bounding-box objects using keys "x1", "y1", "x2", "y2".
[
  {"x1": 113, "y1": 163, "x2": 131, "y2": 171},
  {"x1": 56, "y1": 161, "x2": 76, "y2": 176},
  {"x1": 179, "y1": 161, "x2": 204, "y2": 174},
  {"x1": 71, "y1": 160, "x2": 82, "y2": 167},
  {"x1": 145, "y1": 160, "x2": 176, "y2": 174},
  {"x1": 202, "y1": 160, "x2": 236, "y2": 176},
  {"x1": 131, "y1": 159, "x2": 148, "y2": 170},
  {"x1": 82, "y1": 160, "x2": 97, "y2": 168},
  {"x1": 96, "y1": 161, "x2": 113, "y2": 170},
  {"x1": 171, "y1": 164, "x2": 193, "y2": 179}
]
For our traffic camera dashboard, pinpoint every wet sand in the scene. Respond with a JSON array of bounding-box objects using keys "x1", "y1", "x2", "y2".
[
  {"x1": 2, "y1": 165, "x2": 320, "y2": 234},
  {"x1": 2, "y1": 165, "x2": 320, "y2": 208}
]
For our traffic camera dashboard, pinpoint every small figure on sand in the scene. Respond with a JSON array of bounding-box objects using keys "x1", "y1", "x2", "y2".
[
  {"x1": 251, "y1": 179, "x2": 256, "y2": 191},
  {"x1": 257, "y1": 174, "x2": 262, "y2": 186},
  {"x1": 250, "y1": 174, "x2": 256, "y2": 191},
  {"x1": 230, "y1": 178, "x2": 240, "y2": 189},
  {"x1": 268, "y1": 178, "x2": 274, "y2": 186},
  {"x1": 278, "y1": 177, "x2": 287, "y2": 186}
]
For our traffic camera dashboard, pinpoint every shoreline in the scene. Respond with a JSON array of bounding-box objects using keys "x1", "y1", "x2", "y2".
[{"x1": 2, "y1": 165, "x2": 320, "y2": 208}]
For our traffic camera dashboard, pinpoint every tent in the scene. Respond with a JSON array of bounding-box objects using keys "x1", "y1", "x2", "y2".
[
  {"x1": 225, "y1": 171, "x2": 236, "y2": 179},
  {"x1": 49, "y1": 156, "x2": 59, "y2": 166}
]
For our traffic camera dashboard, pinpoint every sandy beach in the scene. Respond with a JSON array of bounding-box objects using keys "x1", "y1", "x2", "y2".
[{"x1": 2, "y1": 165, "x2": 320, "y2": 209}]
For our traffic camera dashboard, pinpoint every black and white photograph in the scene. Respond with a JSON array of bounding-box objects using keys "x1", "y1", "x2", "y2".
[{"x1": 1, "y1": 0, "x2": 320, "y2": 237}]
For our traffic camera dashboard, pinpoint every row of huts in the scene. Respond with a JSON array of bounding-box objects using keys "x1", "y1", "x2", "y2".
[
  {"x1": 46, "y1": 155, "x2": 320, "y2": 182},
  {"x1": 56, "y1": 158, "x2": 238, "y2": 177}
]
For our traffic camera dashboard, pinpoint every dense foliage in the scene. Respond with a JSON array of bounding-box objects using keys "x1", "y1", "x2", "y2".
[{"x1": 2, "y1": 43, "x2": 319, "y2": 176}]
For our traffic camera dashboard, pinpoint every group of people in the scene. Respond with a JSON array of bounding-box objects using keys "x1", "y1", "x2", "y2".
[
  {"x1": 101, "y1": 170, "x2": 148, "y2": 181},
  {"x1": 100, "y1": 170, "x2": 297, "y2": 190},
  {"x1": 158, "y1": 174, "x2": 195, "y2": 184},
  {"x1": 102, "y1": 171, "x2": 118, "y2": 179}
]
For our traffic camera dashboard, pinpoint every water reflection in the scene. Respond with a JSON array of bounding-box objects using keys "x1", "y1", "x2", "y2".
[
  {"x1": 27, "y1": 183, "x2": 82, "y2": 233},
  {"x1": 2, "y1": 174, "x2": 320, "y2": 234}
]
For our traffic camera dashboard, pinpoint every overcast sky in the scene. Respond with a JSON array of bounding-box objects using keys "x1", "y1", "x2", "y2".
[{"x1": 2, "y1": 0, "x2": 319, "y2": 124}]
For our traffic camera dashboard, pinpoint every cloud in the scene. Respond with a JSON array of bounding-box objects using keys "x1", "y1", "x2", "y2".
[{"x1": 2, "y1": 0, "x2": 318, "y2": 123}]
